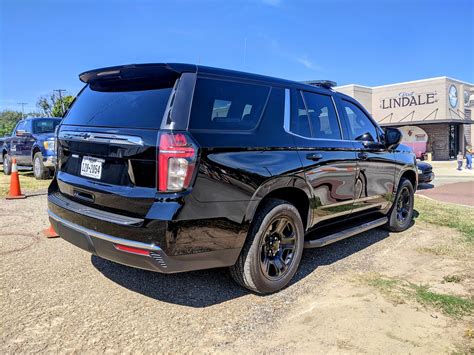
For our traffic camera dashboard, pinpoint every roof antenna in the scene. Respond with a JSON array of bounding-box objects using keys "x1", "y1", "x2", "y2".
[{"x1": 305, "y1": 80, "x2": 337, "y2": 89}]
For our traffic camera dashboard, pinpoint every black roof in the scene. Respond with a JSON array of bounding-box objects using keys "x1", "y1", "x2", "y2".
[{"x1": 78, "y1": 63, "x2": 334, "y2": 93}]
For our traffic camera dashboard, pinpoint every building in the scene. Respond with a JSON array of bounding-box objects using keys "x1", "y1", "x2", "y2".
[{"x1": 335, "y1": 77, "x2": 474, "y2": 160}]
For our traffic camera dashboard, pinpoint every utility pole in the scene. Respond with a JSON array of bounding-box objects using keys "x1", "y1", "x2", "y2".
[
  {"x1": 53, "y1": 89, "x2": 66, "y2": 116},
  {"x1": 17, "y1": 102, "x2": 27, "y2": 118}
]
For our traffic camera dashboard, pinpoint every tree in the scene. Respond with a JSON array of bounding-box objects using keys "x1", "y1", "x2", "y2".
[
  {"x1": 0, "y1": 110, "x2": 23, "y2": 136},
  {"x1": 51, "y1": 95, "x2": 74, "y2": 117},
  {"x1": 37, "y1": 92, "x2": 74, "y2": 117}
]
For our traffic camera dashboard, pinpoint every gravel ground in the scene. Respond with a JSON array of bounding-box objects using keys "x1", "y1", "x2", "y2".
[{"x1": 1, "y1": 192, "x2": 472, "y2": 353}]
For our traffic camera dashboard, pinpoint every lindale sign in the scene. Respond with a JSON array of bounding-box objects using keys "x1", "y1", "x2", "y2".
[{"x1": 380, "y1": 91, "x2": 438, "y2": 109}]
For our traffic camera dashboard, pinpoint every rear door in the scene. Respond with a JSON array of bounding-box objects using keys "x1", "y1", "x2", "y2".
[
  {"x1": 55, "y1": 72, "x2": 182, "y2": 217},
  {"x1": 288, "y1": 89, "x2": 357, "y2": 226},
  {"x1": 337, "y1": 97, "x2": 396, "y2": 214},
  {"x1": 10, "y1": 121, "x2": 26, "y2": 164}
]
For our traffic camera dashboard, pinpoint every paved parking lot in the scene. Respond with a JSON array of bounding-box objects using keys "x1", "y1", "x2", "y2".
[{"x1": 1, "y1": 191, "x2": 473, "y2": 353}]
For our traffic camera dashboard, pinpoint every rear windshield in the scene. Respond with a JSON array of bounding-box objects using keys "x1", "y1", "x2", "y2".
[
  {"x1": 189, "y1": 78, "x2": 271, "y2": 131},
  {"x1": 33, "y1": 119, "x2": 61, "y2": 134},
  {"x1": 63, "y1": 82, "x2": 173, "y2": 129}
]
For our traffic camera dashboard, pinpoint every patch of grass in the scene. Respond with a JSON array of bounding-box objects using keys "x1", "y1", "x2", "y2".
[
  {"x1": 414, "y1": 196, "x2": 474, "y2": 243},
  {"x1": 364, "y1": 274, "x2": 474, "y2": 318},
  {"x1": 408, "y1": 283, "x2": 474, "y2": 318},
  {"x1": 0, "y1": 165, "x2": 51, "y2": 196}
]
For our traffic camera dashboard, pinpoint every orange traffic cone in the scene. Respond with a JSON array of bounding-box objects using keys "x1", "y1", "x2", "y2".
[
  {"x1": 6, "y1": 158, "x2": 26, "y2": 199},
  {"x1": 43, "y1": 225, "x2": 59, "y2": 238}
]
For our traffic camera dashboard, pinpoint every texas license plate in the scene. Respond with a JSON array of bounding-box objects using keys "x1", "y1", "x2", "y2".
[{"x1": 80, "y1": 157, "x2": 104, "y2": 179}]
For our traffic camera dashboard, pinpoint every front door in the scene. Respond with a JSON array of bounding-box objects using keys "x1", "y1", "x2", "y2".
[
  {"x1": 338, "y1": 98, "x2": 396, "y2": 215},
  {"x1": 448, "y1": 124, "x2": 459, "y2": 159},
  {"x1": 287, "y1": 89, "x2": 357, "y2": 227}
]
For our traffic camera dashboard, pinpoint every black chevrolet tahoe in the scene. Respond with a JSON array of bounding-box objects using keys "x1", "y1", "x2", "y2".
[{"x1": 48, "y1": 63, "x2": 417, "y2": 294}]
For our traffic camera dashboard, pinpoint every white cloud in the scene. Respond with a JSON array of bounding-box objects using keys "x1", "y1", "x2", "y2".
[{"x1": 297, "y1": 56, "x2": 315, "y2": 69}]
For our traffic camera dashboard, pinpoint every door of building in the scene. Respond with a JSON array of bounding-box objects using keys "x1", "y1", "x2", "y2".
[{"x1": 448, "y1": 124, "x2": 459, "y2": 159}]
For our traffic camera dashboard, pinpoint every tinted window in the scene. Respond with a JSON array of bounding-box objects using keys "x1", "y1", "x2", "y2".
[
  {"x1": 63, "y1": 84, "x2": 173, "y2": 128},
  {"x1": 189, "y1": 78, "x2": 270, "y2": 130},
  {"x1": 32, "y1": 119, "x2": 61, "y2": 134},
  {"x1": 342, "y1": 100, "x2": 379, "y2": 142},
  {"x1": 302, "y1": 92, "x2": 341, "y2": 139},
  {"x1": 290, "y1": 91, "x2": 311, "y2": 137}
]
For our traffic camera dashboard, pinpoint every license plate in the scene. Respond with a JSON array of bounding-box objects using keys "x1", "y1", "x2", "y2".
[{"x1": 80, "y1": 157, "x2": 104, "y2": 179}]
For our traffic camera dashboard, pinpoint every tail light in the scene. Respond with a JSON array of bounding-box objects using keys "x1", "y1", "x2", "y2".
[{"x1": 158, "y1": 132, "x2": 198, "y2": 192}]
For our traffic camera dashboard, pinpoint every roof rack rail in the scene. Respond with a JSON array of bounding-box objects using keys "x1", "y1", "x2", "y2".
[{"x1": 303, "y1": 80, "x2": 337, "y2": 89}]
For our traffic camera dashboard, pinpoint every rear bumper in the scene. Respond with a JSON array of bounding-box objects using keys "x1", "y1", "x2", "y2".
[{"x1": 49, "y1": 210, "x2": 241, "y2": 273}]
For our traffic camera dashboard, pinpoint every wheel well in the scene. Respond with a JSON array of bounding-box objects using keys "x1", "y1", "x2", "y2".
[
  {"x1": 32, "y1": 147, "x2": 41, "y2": 159},
  {"x1": 260, "y1": 187, "x2": 310, "y2": 229},
  {"x1": 400, "y1": 169, "x2": 417, "y2": 190}
]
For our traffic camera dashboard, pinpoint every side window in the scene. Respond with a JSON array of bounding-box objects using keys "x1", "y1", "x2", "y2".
[
  {"x1": 302, "y1": 92, "x2": 341, "y2": 140},
  {"x1": 290, "y1": 91, "x2": 311, "y2": 137},
  {"x1": 341, "y1": 100, "x2": 379, "y2": 142},
  {"x1": 189, "y1": 78, "x2": 271, "y2": 130}
]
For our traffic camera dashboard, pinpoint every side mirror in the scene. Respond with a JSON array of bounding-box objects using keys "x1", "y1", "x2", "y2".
[{"x1": 384, "y1": 127, "x2": 402, "y2": 149}]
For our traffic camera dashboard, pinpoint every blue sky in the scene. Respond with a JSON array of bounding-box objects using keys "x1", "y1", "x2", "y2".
[{"x1": 1, "y1": 0, "x2": 473, "y2": 112}]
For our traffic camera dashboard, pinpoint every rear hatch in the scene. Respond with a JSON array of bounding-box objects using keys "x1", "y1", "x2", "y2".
[{"x1": 55, "y1": 65, "x2": 195, "y2": 218}]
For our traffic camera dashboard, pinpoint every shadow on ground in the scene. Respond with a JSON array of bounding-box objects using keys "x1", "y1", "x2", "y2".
[{"x1": 91, "y1": 222, "x2": 404, "y2": 307}]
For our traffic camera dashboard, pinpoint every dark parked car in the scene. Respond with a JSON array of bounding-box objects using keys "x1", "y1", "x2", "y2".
[
  {"x1": 2, "y1": 117, "x2": 61, "y2": 179},
  {"x1": 48, "y1": 64, "x2": 417, "y2": 294},
  {"x1": 417, "y1": 161, "x2": 434, "y2": 184}
]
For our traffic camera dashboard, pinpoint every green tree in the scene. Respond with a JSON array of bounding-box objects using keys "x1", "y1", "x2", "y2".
[
  {"x1": 51, "y1": 95, "x2": 74, "y2": 117},
  {"x1": 0, "y1": 110, "x2": 22, "y2": 136},
  {"x1": 37, "y1": 92, "x2": 74, "y2": 117}
]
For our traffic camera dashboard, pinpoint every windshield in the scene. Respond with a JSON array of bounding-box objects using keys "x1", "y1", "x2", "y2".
[
  {"x1": 33, "y1": 119, "x2": 61, "y2": 134},
  {"x1": 62, "y1": 81, "x2": 174, "y2": 129}
]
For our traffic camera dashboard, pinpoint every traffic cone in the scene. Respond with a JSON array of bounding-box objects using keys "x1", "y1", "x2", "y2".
[
  {"x1": 6, "y1": 158, "x2": 26, "y2": 199},
  {"x1": 43, "y1": 224, "x2": 59, "y2": 238}
]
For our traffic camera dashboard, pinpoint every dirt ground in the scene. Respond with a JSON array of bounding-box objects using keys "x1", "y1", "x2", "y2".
[{"x1": 1, "y1": 190, "x2": 473, "y2": 353}]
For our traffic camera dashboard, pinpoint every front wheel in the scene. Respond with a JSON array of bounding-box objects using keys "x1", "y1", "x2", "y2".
[
  {"x1": 385, "y1": 177, "x2": 414, "y2": 232},
  {"x1": 3, "y1": 154, "x2": 12, "y2": 175},
  {"x1": 33, "y1": 152, "x2": 50, "y2": 180},
  {"x1": 230, "y1": 199, "x2": 304, "y2": 294}
]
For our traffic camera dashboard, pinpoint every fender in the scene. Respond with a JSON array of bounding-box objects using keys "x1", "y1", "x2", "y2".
[{"x1": 243, "y1": 174, "x2": 314, "y2": 225}]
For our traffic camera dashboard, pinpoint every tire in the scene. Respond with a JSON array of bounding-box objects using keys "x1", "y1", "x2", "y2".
[
  {"x1": 33, "y1": 152, "x2": 50, "y2": 180},
  {"x1": 385, "y1": 177, "x2": 414, "y2": 232},
  {"x1": 3, "y1": 154, "x2": 12, "y2": 175},
  {"x1": 230, "y1": 199, "x2": 304, "y2": 294}
]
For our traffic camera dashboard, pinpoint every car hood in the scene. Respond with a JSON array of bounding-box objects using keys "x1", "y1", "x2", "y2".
[
  {"x1": 396, "y1": 143, "x2": 413, "y2": 154},
  {"x1": 417, "y1": 161, "x2": 432, "y2": 170}
]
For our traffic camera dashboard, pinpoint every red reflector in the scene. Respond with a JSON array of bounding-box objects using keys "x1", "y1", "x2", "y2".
[{"x1": 114, "y1": 244, "x2": 150, "y2": 256}]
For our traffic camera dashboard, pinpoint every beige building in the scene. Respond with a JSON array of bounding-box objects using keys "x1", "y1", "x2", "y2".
[{"x1": 335, "y1": 77, "x2": 474, "y2": 160}]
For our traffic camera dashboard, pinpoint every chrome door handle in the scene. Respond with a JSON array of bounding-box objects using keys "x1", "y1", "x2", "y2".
[{"x1": 307, "y1": 153, "x2": 323, "y2": 161}]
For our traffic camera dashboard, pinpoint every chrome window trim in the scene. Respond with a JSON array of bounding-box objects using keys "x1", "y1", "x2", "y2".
[
  {"x1": 48, "y1": 210, "x2": 162, "y2": 251},
  {"x1": 58, "y1": 131, "x2": 144, "y2": 146}
]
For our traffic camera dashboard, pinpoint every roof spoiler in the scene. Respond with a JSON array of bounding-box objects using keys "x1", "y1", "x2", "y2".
[
  {"x1": 304, "y1": 80, "x2": 337, "y2": 89},
  {"x1": 78, "y1": 63, "x2": 197, "y2": 83}
]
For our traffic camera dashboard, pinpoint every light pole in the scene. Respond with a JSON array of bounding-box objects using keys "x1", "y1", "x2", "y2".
[{"x1": 17, "y1": 102, "x2": 27, "y2": 118}]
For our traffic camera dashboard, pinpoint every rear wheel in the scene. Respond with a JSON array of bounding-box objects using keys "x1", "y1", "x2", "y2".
[
  {"x1": 230, "y1": 199, "x2": 304, "y2": 294},
  {"x1": 385, "y1": 177, "x2": 414, "y2": 232},
  {"x1": 33, "y1": 152, "x2": 50, "y2": 180},
  {"x1": 3, "y1": 154, "x2": 12, "y2": 175}
]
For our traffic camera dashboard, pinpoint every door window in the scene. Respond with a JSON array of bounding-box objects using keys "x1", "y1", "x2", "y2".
[
  {"x1": 289, "y1": 91, "x2": 341, "y2": 139},
  {"x1": 302, "y1": 92, "x2": 341, "y2": 140},
  {"x1": 341, "y1": 100, "x2": 379, "y2": 142}
]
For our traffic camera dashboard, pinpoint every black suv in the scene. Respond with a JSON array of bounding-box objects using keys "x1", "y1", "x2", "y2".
[{"x1": 48, "y1": 63, "x2": 417, "y2": 294}]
